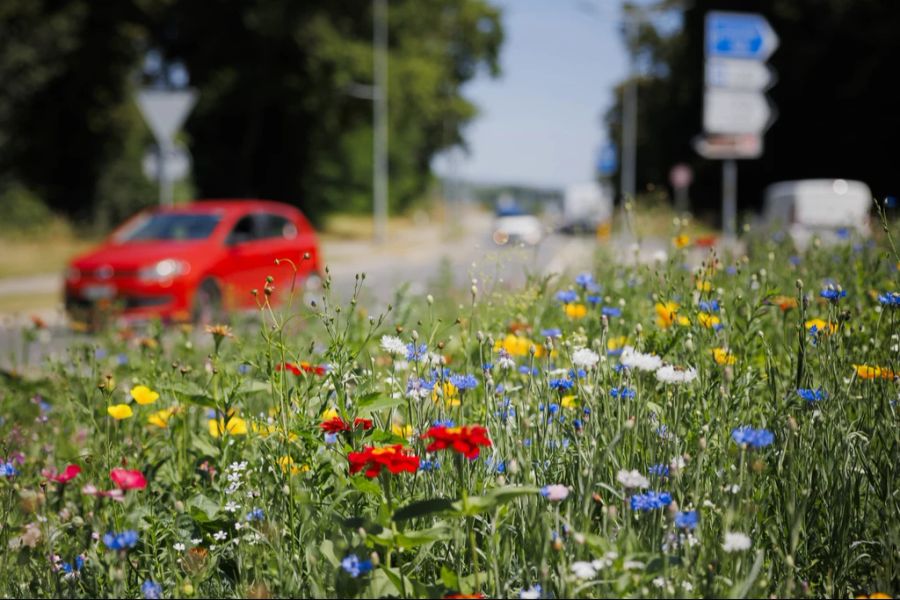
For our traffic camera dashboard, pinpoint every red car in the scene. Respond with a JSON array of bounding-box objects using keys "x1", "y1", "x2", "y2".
[{"x1": 64, "y1": 199, "x2": 322, "y2": 325}]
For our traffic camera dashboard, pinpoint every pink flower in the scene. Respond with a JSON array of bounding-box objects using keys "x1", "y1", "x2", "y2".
[
  {"x1": 541, "y1": 484, "x2": 570, "y2": 501},
  {"x1": 42, "y1": 464, "x2": 81, "y2": 484},
  {"x1": 109, "y1": 469, "x2": 147, "y2": 491},
  {"x1": 81, "y1": 484, "x2": 124, "y2": 502}
]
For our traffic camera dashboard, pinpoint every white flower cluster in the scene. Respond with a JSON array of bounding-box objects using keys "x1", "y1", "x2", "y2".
[
  {"x1": 722, "y1": 531, "x2": 751, "y2": 552},
  {"x1": 616, "y1": 469, "x2": 650, "y2": 489},
  {"x1": 620, "y1": 346, "x2": 663, "y2": 371},
  {"x1": 380, "y1": 335, "x2": 407, "y2": 356},
  {"x1": 571, "y1": 347, "x2": 600, "y2": 368},
  {"x1": 655, "y1": 365, "x2": 698, "y2": 384}
]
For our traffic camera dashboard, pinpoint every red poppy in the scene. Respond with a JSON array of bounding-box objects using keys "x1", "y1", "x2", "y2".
[
  {"x1": 276, "y1": 362, "x2": 327, "y2": 376},
  {"x1": 347, "y1": 445, "x2": 419, "y2": 478},
  {"x1": 320, "y1": 416, "x2": 373, "y2": 433},
  {"x1": 42, "y1": 464, "x2": 81, "y2": 484},
  {"x1": 421, "y1": 425, "x2": 492, "y2": 459},
  {"x1": 109, "y1": 468, "x2": 147, "y2": 490}
]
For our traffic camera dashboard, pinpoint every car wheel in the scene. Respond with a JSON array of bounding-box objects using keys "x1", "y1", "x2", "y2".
[{"x1": 193, "y1": 278, "x2": 224, "y2": 325}]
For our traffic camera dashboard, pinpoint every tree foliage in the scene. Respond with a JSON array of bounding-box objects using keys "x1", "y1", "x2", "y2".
[
  {"x1": 0, "y1": 0, "x2": 502, "y2": 228},
  {"x1": 605, "y1": 0, "x2": 900, "y2": 220}
]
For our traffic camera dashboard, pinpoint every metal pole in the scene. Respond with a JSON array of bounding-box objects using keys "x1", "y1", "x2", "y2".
[
  {"x1": 722, "y1": 159, "x2": 737, "y2": 239},
  {"x1": 620, "y1": 13, "x2": 638, "y2": 204},
  {"x1": 373, "y1": 0, "x2": 389, "y2": 243},
  {"x1": 157, "y1": 140, "x2": 173, "y2": 206}
]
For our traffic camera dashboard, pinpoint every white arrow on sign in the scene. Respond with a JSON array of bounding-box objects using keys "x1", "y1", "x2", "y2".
[
  {"x1": 703, "y1": 89, "x2": 773, "y2": 135},
  {"x1": 705, "y1": 57, "x2": 775, "y2": 91},
  {"x1": 137, "y1": 88, "x2": 197, "y2": 145}
]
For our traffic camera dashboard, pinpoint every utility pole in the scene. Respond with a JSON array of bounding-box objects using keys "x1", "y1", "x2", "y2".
[
  {"x1": 620, "y1": 9, "x2": 638, "y2": 204},
  {"x1": 373, "y1": 0, "x2": 389, "y2": 244}
]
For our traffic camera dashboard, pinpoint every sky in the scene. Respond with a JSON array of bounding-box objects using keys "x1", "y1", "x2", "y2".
[{"x1": 433, "y1": 0, "x2": 630, "y2": 189}]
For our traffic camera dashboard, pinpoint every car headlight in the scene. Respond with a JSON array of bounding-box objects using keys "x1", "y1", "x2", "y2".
[{"x1": 138, "y1": 259, "x2": 190, "y2": 281}]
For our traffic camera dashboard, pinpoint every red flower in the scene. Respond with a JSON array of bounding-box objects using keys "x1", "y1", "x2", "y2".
[
  {"x1": 348, "y1": 445, "x2": 419, "y2": 478},
  {"x1": 42, "y1": 464, "x2": 81, "y2": 484},
  {"x1": 421, "y1": 425, "x2": 492, "y2": 459},
  {"x1": 320, "y1": 416, "x2": 373, "y2": 433},
  {"x1": 276, "y1": 362, "x2": 327, "y2": 376},
  {"x1": 109, "y1": 468, "x2": 147, "y2": 490}
]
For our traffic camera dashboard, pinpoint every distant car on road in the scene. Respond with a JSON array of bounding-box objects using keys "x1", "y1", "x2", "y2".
[
  {"x1": 491, "y1": 206, "x2": 543, "y2": 246},
  {"x1": 558, "y1": 181, "x2": 613, "y2": 235},
  {"x1": 64, "y1": 199, "x2": 321, "y2": 326},
  {"x1": 762, "y1": 179, "x2": 872, "y2": 246}
]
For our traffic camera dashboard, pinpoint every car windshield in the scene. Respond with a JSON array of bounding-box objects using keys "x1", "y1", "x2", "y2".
[{"x1": 117, "y1": 213, "x2": 221, "y2": 242}]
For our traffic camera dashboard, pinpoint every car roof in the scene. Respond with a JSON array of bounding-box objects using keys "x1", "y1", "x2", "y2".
[{"x1": 153, "y1": 199, "x2": 301, "y2": 216}]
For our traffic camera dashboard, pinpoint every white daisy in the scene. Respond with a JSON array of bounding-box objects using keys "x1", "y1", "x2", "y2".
[
  {"x1": 722, "y1": 531, "x2": 751, "y2": 552},
  {"x1": 616, "y1": 469, "x2": 650, "y2": 489},
  {"x1": 570, "y1": 561, "x2": 597, "y2": 579},
  {"x1": 572, "y1": 347, "x2": 600, "y2": 368},
  {"x1": 620, "y1": 346, "x2": 663, "y2": 371},
  {"x1": 655, "y1": 365, "x2": 698, "y2": 384},
  {"x1": 380, "y1": 335, "x2": 407, "y2": 356}
]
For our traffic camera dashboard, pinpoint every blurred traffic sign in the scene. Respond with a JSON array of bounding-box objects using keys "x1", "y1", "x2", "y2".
[
  {"x1": 692, "y1": 133, "x2": 763, "y2": 160},
  {"x1": 706, "y1": 11, "x2": 779, "y2": 61},
  {"x1": 705, "y1": 57, "x2": 775, "y2": 91},
  {"x1": 703, "y1": 89, "x2": 774, "y2": 134},
  {"x1": 669, "y1": 164, "x2": 693, "y2": 189},
  {"x1": 142, "y1": 144, "x2": 191, "y2": 181},
  {"x1": 137, "y1": 89, "x2": 197, "y2": 145},
  {"x1": 597, "y1": 142, "x2": 618, "y2": 177},
  {"x1": 136, "y1": 88, "x2": 197, "y2": 206}
]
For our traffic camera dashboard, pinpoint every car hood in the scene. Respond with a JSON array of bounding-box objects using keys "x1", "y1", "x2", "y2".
[{"x1": 71, "y1": 240, "x2": 214, "y2": 271}]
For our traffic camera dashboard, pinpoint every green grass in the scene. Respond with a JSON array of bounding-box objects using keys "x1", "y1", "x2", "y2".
[
  {"x1": 0, "y1": 220, "x2": 96, "y2": 279},
  {"x1": 0, "y1": 216, "x2": 899, "y2": 598}
]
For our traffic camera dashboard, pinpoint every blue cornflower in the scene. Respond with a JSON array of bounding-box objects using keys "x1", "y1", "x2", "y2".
[
  {"x1": 540, "y1": 328, "x2": 562, "y2": 338},
  {"x1": 142, "y1": 580, "x2": 162, "y2": 599},
  {"x1": 539, "y1": 402, "x2": 560, "y2": 414},
  {"x1": 324, "y1": 432, "x2": 338, "y2": 444},
  {"x1": 731, "y1": 426, "x2": 774, "y2": 449},
  {"x1": 406, "y1": 343, "x2": 427, "y2": 362},
  {"x1": 609, "y1": 386, "x2": 635, "y2": 399},
  {"x1": 726, "y1": 266, "x2": 738, "y2": 275},
  {"x1": 419, "y1": 459, "x2": 440, "y2": 472},
  {"x1": 587, "y1": 295, "x2": 602, "y2": 305},
  {"x1": 674, "y1": 510, "x2": 698, "y2": 530},
  {"x1": 569, "y1": 368, "x2": 587, "y2": 379},
  {"x1": 519, "y1": 365, "x2": 540, "y2": 376},
  {"x1": 699, "y1": 300, "x2": 720, "y2": 312},
  {"x1": 878, "y1": 291, "x2": 900, "y2": 306},
  {"x1": 836, "y1": 227, "x2": 850, "y2": 239},
  {"x1": 495, "y1": 399, "x2": 516, "y2": 421},
  {"x1": 648, "y1": 464, "x2": 670, "y2": 477},
  {"x1": 549, "y1": 378, "x2": 574, "y2": 391},
  {"x1": 94, "y1": 348, "x2": 108, "y2": 360},
  {"x1": 341, "y1": 554, "x2": 373, "y2": 578},
  {"x1": 116, "y1": 353, "x2": 128, "y2": 366},
  {"x1": 486, "y1": 456, "x2": 506, "y2": 474},
  {"x1": 237, "y1": 363, "x2": 251, "y2": 375},
  {"x1": 630, "y1": 491, "x2": 672, "y2": 511},
  {"x1": 601, "y1": 306, "x2": 621, "y2": 317},
  {"x1": 820, "y1": 287, "x2": 847, "y2": 301},
  {"x1": 1, "y1": 462, "x2": 18, "y2": 477},
  {"x1": 103, "y1": 530, "x2": 139, "y2": 551},
  {"x1": 450, "y1": 373, "x2": 478, "y2": 391},
  {"x1": 788, "y1": 255, "x2": 801, "y2": 266},
  {"x1": 433, "y1": 418, "x2": 455, "y2": 427},
  {"x1": 60, "y1": 555, "x2": 84, "y2": 575},
  {"x1": 482, "y1": 362, "x2": 493, "y2": 371},
  {"x1": 573, "y1": 418, "x2": 583, "y2": 430},
  {"x1": 246, "y1": 508, "x2": 265, "y2": 521},
  {"x1": 575, "y1": 272, "x2": 595, "y2": 288},
  {"x1": 556, "y1": 290, "x2": 578, "y2": 304},
  {"x1": 797, "y1": 388, "x2": 826, "y2": 403}
]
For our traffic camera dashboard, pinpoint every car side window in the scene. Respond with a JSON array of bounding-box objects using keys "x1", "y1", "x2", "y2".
[
  {"x1": 226, "y1": 215, "x2": 257, "y2": 245},
  {"x1": 258, "y1": 213, "x2": 298, "y2": 240}
]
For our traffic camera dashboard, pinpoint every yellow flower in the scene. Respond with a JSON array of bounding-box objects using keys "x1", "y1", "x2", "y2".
[
  {"x1": 208, "y1": 416, "x2": 248, "y2": 437},
  {"x1": 147, "y1": 406, "x2": 177, "y2": 428},
  {"x1": 432, "y1": 381, "x2": 460, "y2": 407},
  {"x1": 712, "y1": 348, "x2": 736, "y2": 365},
  {"x1": 607, "y1": 336, "x2": 627, "y2": 352},
  {"x1": 392, "y1": 423, "x2": 414, "y2": 438},
  {"x1": 107, "y1": 404, "x2": 133, "y2": 420},
  {"x1": 805, "y1": 319, "x2": 836, "y2": 334},
  {"x1": 130, "y1": 385, "x2": 159, "y2": 405},
  {"x1": 852, "y1": 364, "x2": 896, "y2": 380},
  {"x1": 277, "y1": 456, "x2": 309, "y2": 475},
  {"x1": 656, "y1": 302, "x2": 689, "y2": 328},
  {"x1": 696, "y1": 279, "x2": 713, "y2": 292},
  {"x1": 321, "y1": 407, "x2": 339, "y2": 421},
  {"x1": 564, "y1": 303, "x2": 588, "y2": 319},
  {"x1": 494, "y1": 334, "x2": 543, "y2": 357},
  {"x1": 673, "y1": 234, "x2": 690, "y2": 249},
  {"x1": 698, "y1": 312, "x2": 721, "y2": 329},
  {"x1": 560, "y1": 395, "x2": 577, "y2": 409}
]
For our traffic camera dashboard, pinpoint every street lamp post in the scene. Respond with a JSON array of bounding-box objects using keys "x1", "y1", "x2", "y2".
[{"x1": 620, "y1": 9, "x2": 638, "y2": 204}]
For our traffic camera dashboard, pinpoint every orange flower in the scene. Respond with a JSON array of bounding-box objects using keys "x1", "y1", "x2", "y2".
[
  {"x1": 852, "y1": 365, "x2": 896, "y2": 380},
  {"x1": 656, "y1": 302, "x2": 690, "y2": 328},
  {"x1": 348, "y1": 445, "x2": 419, "y2": 478},
  {"x1": 768, "y1": 295, "x2": 798, "y2": 311},
  {"x1": 673, "y1": 234, "x2": 690, "y2": 249}
]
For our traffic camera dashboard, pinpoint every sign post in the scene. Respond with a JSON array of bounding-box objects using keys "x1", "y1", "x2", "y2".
[
  {"x1": 669, "y1": 163, "x2": 693, "y2": 212},
  {"x1": 696, "y1": 11, "x2": 778, "y2": 238},
  {"x1": 136, "y1": 88, "x2": 198, "y2": 206}
]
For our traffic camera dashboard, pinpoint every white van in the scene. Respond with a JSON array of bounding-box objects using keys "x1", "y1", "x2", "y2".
[{"x1": 762, "y1": 179, "x2": 872, "y2": 246}]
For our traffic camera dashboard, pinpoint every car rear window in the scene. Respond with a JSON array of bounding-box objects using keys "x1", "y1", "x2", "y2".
[{"x1": 118, "y1": 213, "x2": 222, "y2": 242}]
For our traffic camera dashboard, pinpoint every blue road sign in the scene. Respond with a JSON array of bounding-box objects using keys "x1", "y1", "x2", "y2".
[
  {"x1": 706, "y1": 12, "x2": 779, "y2": 61},
  {"x1": 597, "y1": 143, "x2": 618, "y2": 176}
]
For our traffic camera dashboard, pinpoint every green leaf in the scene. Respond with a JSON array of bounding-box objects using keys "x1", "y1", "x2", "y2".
[
  {"x1": 454, "y1": 485, "x2": 542, "y2": 516},
  {"x1": 355, "y1": 391, "x2": 384, "y2": 406},
  {"x1": 349, "y1": 476, "x2": 382, "y2": 496},
  {"x1": 190, "y1": 435, "x2": 220, "y2": 458},
  {"x1": 394, "y1": 524, "x2": 452, "y2": 548},
  {"x1": 440, "y1": 565, "x2": 459, "y2": 590},
  {"x1": 170, "y1": 382, "x2": 216, "y2": 408},
  {"x1": 393, "y1": 498, "x2": 456, "y2": 522},
  {"x1": 240, "y1": 379, "x2": 271, "y2": 394},
  {"x1": 319, "y1": 539, "x2": 340, "y2": 568},
  {"x1": 370, "y1": 430, "x2": 410, "y2": 445},
  {"x1": 356, "y1": 395, "x2": 405, "y2": 415},
  {"x1": 187, "y1": 494, "x2": 219, "y2": 522}
]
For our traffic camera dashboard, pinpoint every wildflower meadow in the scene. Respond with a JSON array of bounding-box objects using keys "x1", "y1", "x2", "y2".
[{"x1": 1, "y1": 218, "x2": 899, "y2": 599}]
